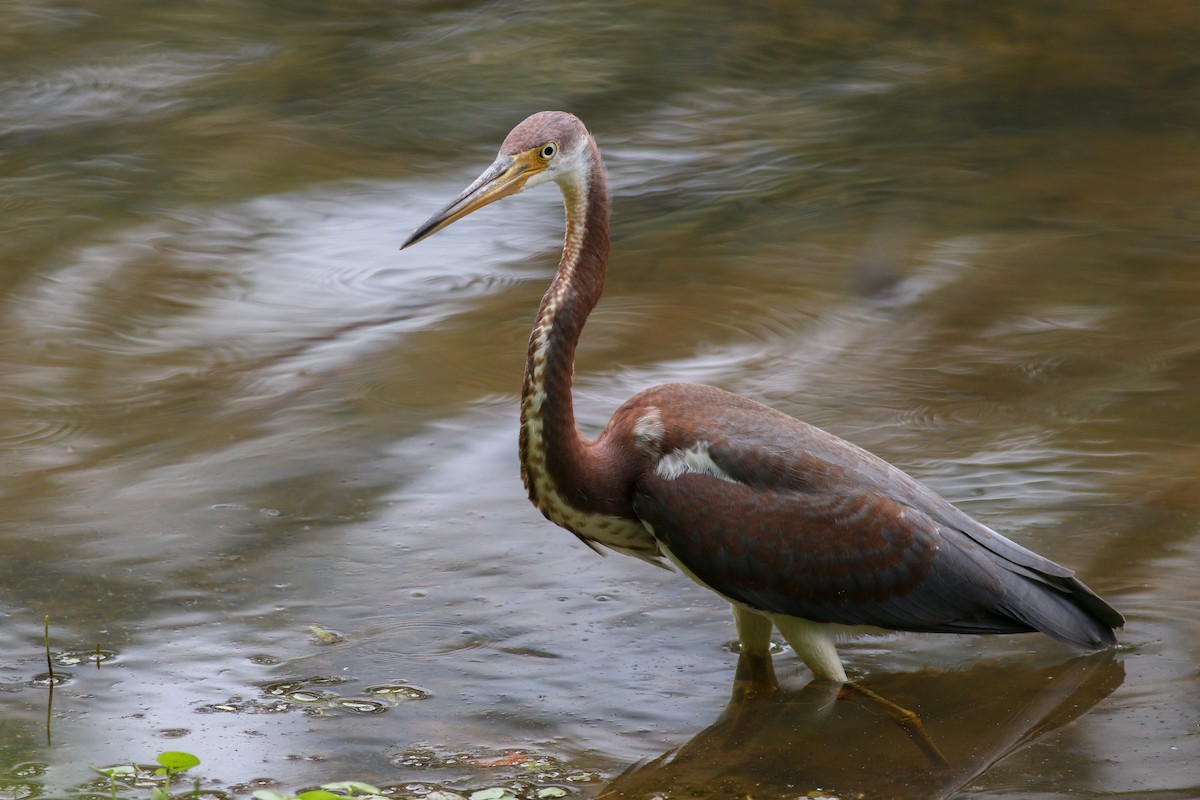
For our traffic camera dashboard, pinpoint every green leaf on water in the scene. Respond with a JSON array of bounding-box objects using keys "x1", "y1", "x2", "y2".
[
  {"x1": 297, "y1": 790, "x2": 345, "y2": 800},
  {"x1": 252, "y1": 790, "x2": 299, "y2": 800},
  {"x1": 319, "y1": 782, "x2": 382, "y2": 796},
  {"x1": 468, "y1": 789, "x2": 515, "y2": 800},
  {"x1": 156, "y1": 751, "x2": 201, "y2": 774}
]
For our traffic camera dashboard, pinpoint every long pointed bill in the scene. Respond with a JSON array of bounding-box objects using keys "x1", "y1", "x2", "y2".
[{"x1": 402, "y1": 153, "x2": 538, "y2": 249}]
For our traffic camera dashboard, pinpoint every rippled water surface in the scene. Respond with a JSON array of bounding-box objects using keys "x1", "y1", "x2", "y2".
[{"x1": 2, "y1": 2, "x2": 1198, "y2": 798}]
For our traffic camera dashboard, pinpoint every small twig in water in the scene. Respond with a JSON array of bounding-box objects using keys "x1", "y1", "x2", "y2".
[
  {"x1": 44, "y1": 615, "x2": 53, "y2": 681},
  {"x1": 43, "y1": 615, "x2": 54, "y2": 747}
]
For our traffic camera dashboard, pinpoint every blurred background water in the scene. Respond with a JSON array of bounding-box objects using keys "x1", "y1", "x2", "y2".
[{"x1": 0, "y1": 1, "x2": 1198, "y2": 798}]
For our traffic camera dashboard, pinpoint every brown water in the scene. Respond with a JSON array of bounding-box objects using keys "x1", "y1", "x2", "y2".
[{"x1": 1, "y1": 2, "x2": 1198, "y2": 798}]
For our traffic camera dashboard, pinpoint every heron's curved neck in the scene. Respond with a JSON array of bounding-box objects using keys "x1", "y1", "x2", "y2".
[{"x1": 519, "y1": 137, "x2": 611, "y2": 513}]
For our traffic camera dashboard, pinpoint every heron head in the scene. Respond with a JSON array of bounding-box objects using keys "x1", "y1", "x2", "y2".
[{"x1": 402, "y1": 111, "x2": 592, "y2": 248}]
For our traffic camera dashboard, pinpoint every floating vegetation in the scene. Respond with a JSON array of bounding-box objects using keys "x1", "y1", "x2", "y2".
[
  {"x1": 34, "y1": 617, "x2": 116, "y2": 690},
  {"x1": 195, "y1": 696, "x2": 294, "y2": 715},
  {"x1": 385, "y1": 747, "x2": 597, "y2": 797},
  {"x1": 307, "y1": 625, "x2": 345, "y2": 646},
  {"x1": 0, "y1": 781, "x2": 39, "y2": 800},
  {"x1": 250, "y1": 777, "x2": 577, "y2": 800},
  {"x1": 0, "y1": 764, "x2": 45, "y2": 800},
  {"x1": 253, "y1": 781, "x2": 382, "y2": 800},
  {"x1": 362, "y1": 684, "x2": 430, "y2": 702},
  {"x1": 335, "y1": 699, "x2": 388, "y2": 714},
  {"x1": 53, "y1": 648, "x2": 118, "y2": 667},
  {"x1": 25, "y1": 618, "x2": 580, "y2": 800},
  {"x1": 262, "y1": 677, "x2": 352, "y2": 693},
  {"x1": 198, "y1": 677, "x2": 428, "y2": 717},
  {"x1": 29, "y1": 671, "x2": 70, "y2": 687},
  {"x1": 11, "y1": 747, "x2": 595, "y2": 800},
  {"x1": 92, "y1": 751, "x2": 205, "y2": 800}
]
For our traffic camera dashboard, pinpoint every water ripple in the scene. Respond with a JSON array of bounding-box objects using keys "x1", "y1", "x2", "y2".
[
  {"x1": 0, "y1": 398, "x2": 81, "y2": 450},
  {"x1": 352, "y1": 618, "x2": 505, "y2": 663},
  {"x1": 0, "y1": 46, "x2": 273, "y2": 136}
]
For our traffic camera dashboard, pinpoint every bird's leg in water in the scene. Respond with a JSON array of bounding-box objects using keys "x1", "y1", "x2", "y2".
[
  {"x1": 730, "y1": 606, "x2": 779, "y2": 702},
  {"x1": 840, "y1": 681, "x2": 950, "y2": 768},
  {"x1": 771, "y1": 614, "x2": 848, "y2": 683},
  {"x1": 730, "y1": 651, "x2": 778, "y2": 703},
  {"x1": 756, "y1": 609, "x2": 945, "y2": 764}
]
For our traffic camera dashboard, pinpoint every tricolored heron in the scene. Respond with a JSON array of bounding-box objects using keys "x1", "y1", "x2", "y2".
[{"x1": 402, "y1": 111, "x2": 1123, "y2": 686}]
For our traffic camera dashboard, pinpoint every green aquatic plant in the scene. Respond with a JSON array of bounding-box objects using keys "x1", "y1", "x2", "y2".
[
  {"x1": 83, "y1": 750, "x2": 581, "y2": 800},
  {"x1": 91, "y1": 751, "x2": 202, "y2": 800},
  {"x1": 91, "y1": 764, "x2": 136, "y2": 800},
  {"x1": 152, "y1": 751, "x2": 202, "y2": 800},
  {"x1": 251, "y1": 784, "x2": 566, "y2": 800},
  {"x1": 253, "y1": 780, "x2": 384, "y2": 800}
]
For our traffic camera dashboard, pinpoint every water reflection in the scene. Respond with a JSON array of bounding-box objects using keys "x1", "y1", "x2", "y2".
[{"x1": 602, "y1": 652, "x2": 1124, "y2": 800}]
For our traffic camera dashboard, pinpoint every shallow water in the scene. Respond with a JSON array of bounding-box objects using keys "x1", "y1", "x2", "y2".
[{"x1": 1, "y1": 2, "x2": 1198, "y2": 798}]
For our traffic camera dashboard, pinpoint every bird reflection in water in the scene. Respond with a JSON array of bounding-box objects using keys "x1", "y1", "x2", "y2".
[
  {"x1": 403, "y1": 113, "x2": 1123, "y2": 720},
  {"x1": 600, "y1": 652, "x2": 1123, "y2": 799}
]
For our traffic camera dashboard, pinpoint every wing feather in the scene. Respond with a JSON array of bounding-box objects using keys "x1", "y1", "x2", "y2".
[{"x1": 633, "y1": 469, "x2": 1118, "y2": 646}]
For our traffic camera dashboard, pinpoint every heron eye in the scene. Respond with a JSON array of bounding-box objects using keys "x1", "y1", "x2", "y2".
[{"x1": 540, "y1": 142, "x2": 557, "y2": 160}]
